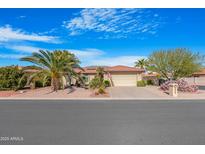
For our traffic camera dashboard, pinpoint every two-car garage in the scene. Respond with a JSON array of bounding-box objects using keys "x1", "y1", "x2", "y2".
[{"x1": 111, "y1": 73, "x2": 139, "y2": 86}]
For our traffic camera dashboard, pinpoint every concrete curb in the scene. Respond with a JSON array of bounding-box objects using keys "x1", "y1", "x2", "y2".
[{"x1": 0, "y1": 97, "x2": 205, "y2": 100}]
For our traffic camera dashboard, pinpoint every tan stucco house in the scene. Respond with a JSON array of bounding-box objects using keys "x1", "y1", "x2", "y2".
[
  {"x1": 188, "y1": 68, "x2": 205, "y2": 85},
  {"x1": 182, "y1": 68, "x2": 205, "y2": 85},
  {"x1": 75, "y1": 65, "x2": 145, "y2": 86}
]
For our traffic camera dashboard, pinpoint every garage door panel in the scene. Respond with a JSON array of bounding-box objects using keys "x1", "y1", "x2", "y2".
[{"x1": 111, "y1": 74, "x2": 137, "y2": 86}]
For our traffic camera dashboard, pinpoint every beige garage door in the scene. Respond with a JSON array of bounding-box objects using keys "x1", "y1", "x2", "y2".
[{"x1": 111, "y1": 74, "x2": 137, "y2": 86}]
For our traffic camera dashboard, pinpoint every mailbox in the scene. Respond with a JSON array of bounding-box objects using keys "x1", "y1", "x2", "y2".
[{"x1": 169, "y1": 83, "x2": 178, "y2": 97}]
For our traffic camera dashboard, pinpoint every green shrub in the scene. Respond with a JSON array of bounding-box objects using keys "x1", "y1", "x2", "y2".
[
  {"x1": 137, "y1": 80, "x2": 147, "y2": 87},
  {"x1": 89, "y1": 77, "x2": 101, "y2": 90},
  {"x1": 89, "y1": 77, "x2": 106, "y2": 95},
  {"x1": 35, "y1": 75, "x2": 51, "y2": 88},
  {"x1": 35, "y1": 80, "x2": 43, "y2": 87},
  {"x1": 104, "y1": 80, "x2": 110, "y2": 87},
  {"x1": 146, "y1": 79, "x2": 154, "y2": 85},
  {"x1": 0, "y1": 66, "x2": 26, "y2": 90},
  {"x1": 98, "y1": 86, "x2": 106, "y2": 94}
]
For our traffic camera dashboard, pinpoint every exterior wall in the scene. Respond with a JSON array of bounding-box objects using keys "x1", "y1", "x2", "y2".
[
  {"x1": 83, "y1": 74, "x2": 95, "y2": 85},
  {"x1": 137, "y1": 73, "x2": 142, "y2": 81},
  {"x1": 88, "y1": 75, "x2": 95, "y2": 82},
  {"x1": 71, "y1": 78, "x2": 76, "y2": 85},
  {"x1": 184, "y1": 76, "x2": 205, "y2": 85},
  {"x1": 84, "y1": 72, "x2": 143, "y2": 87},
  {"x1": 62, "y1": 76, "x2": 68, "y2": 88}
]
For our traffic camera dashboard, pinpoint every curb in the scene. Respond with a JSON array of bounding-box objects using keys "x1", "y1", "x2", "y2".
[{"x1": 0, "y1": 97, "x2": 205, "y2": 100}]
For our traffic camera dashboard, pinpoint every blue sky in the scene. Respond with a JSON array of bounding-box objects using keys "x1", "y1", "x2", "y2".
[{"x1": 0, "y1": 8, "x2": 205, "y2": 66}]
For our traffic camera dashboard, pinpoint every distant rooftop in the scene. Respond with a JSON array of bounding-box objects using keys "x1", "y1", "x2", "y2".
[{"x1": 193, "y1": 68, "x2": 205, "y2": 76}]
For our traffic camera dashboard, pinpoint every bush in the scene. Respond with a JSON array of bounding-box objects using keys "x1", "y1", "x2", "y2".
[
  {"x1": 98, "y1": 86, "x2": 106, "y2": 94},
  {"x1": 147, "y1": 79, "x2": 154, "y2": 85},
  {"x1": 89, "y1": 77, "x2": 101, "y2": 89},
  {"x1": 89, "y1": 77, "x2": 107, "y2": 95},
  {"x1": 159, "y1": 78, "x2": 166, "y2": 86},
  {"x1": 104, "y1": 80, "x2": 110, "y2": 87},
  {"x1": 0, "y1": 66, "x2": 26, "y2": 90},
  {"x1": 34, "y1": 75, "x2": 51, "y2": 88},
  {"x1": 35, "y1": 80, "x2": 43, "y2": 87},
  {"x1": 137, "y1": 80, "x2": 147, "y2": 87},
  {"x1": 160, "y1": 79, "x2": 198, "y2": 93}
]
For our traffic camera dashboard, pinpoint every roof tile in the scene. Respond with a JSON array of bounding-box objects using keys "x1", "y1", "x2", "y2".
[{"x1": 74, "y1": 65, "x2": 144, "y2": 74}]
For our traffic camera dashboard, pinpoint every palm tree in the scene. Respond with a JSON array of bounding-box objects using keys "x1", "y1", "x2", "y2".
[
  {"x1": 20, "y1": 50, "x2": 81, "y2": 92},
  {"x1": 135, "y1": 58, "x2": 148, "y2": 69}
]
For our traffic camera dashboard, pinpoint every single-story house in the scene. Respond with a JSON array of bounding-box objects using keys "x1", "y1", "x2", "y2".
[
  {"x1": 184, "y1": 68, "x2": 205, "y2": 85},
  {"x1": 193, "y1": 68, "x2": 205, "y2": 78},
  {"x1": 75, "y1": 65, "x2": 145, "y2": 87},
  {"x1": 192, "y1": 68, "x2": 205, "y2": 85}
]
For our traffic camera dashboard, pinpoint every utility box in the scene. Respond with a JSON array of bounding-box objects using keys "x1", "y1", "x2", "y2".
[{"x1": 169, "y1": 83, "x2": 178, "y2": 97}]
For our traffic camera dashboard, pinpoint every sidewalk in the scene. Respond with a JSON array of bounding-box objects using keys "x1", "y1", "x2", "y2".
[{"x1": 0, "y1": 86, "x2": 205, "y2": 100}]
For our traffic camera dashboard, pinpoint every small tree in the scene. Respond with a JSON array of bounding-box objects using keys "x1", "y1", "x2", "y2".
[
  {"x1": 148, "y1": 48, "x2": 203, "y2": 80},
  {"x1": 89, "y1": 67, "x2": 106, "y2": 95},
  {"x1": 96, "y1": 67, "x2": 105, "y2": 82}
]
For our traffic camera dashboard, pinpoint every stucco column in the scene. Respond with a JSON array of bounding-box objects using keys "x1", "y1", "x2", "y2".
[{"x1": 169, "y1": 83, "x2": 178, "y2": 97}]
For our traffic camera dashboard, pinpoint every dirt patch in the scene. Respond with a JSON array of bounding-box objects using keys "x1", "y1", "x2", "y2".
[
  {"x1": 0, "y1": 91, "x2": 17, "y2": 97},
  {"x1": 90, "y1": 92, "x2": 110, "y2": 98},
  {"x1": 8, "y1": 86, "x2": 110, "y2": 98}
]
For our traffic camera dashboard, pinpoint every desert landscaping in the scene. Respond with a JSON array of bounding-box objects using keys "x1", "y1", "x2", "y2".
[
  {"x1": 0, "y1": 48, "x2": 204, "y2": 99},
  {"x1": 0, "y1": 84, "x2": 205, "y2": 99}
]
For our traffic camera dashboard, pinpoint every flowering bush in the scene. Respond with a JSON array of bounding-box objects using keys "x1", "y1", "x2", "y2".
[{"x1": 160, "y1": 79, "x2": 198, "y2": 93}]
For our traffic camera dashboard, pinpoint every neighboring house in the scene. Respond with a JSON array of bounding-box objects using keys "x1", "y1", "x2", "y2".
[
  {"x1": 192, "y1": 68, "x2": 205, "y2": 85},
  {"x1": 75, "y1": 65, "x2": 145, "y2": 87},
  {"x1": 184, "y1": 68, "x2": 205, "y2": 85},
  {"x1": 192, "y1": 68, "x2": 205, "y2": 78}
]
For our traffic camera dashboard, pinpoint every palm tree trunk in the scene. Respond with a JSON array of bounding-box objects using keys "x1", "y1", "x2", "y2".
[{"x1": 51, "y1": 77, "x2": 60, "y2": 92}]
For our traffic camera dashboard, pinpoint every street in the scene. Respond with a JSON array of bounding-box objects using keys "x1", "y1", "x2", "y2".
[{"x1": 0, "y1": 99, "x2": 205, "y2": 144}]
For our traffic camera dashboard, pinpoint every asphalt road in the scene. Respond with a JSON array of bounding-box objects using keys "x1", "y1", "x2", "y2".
[{"x1": 0, "y1": 99, "x2": 205, "y2": 145}]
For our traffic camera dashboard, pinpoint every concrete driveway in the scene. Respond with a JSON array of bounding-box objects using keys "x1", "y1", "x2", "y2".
[
  {"x1": 108, "y1": 86, "x2": 205, "y2": 99},
  {"x1": 108, "y1": 86, "x2": 168, "y2": 98}
]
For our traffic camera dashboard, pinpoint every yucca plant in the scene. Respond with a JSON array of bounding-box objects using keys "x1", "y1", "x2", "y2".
[{"x1": 89, "y1": 67, "x2": 106, "y2": 95}]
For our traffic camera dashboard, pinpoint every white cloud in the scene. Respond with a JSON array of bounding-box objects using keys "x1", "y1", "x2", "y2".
[
  {"x1": 4, "y1": 45, "x2": 105, "y2": 60},
  {"x1": 0, "y1": 25, "x2": 59, "y2": 43},
  {"x1": 69, "y1": 48, "x2": 104, "y2": 58},
  {"x1": 5, "y1": 44, "x2": 104, "y2": 57},
  {"x1": 63, "y1": 8, "x2": 163, "y2": 39},
  {"x1": 1, "y1": 44, "x2": 146, "y2": 67},
  {"x1": 6, "y1": 45, "x2": 45, "y2": 53},
  {"x1": 86, "y1": 56, "x2": 147, "y2": 67},
  {"x1": 0, "y1": 53, "x2": 27, "y2": 59},
  {"x1": 17, "y1": 16, "x2": 26, "y2": 19}
]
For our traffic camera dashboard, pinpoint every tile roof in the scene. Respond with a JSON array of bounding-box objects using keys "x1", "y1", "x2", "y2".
[
  {"x1": 74, "y1": 65, "x2": 145, "y2": 74},
  {"x1": 193, "y1": 68, "x2": 205, "y2": 76}
]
